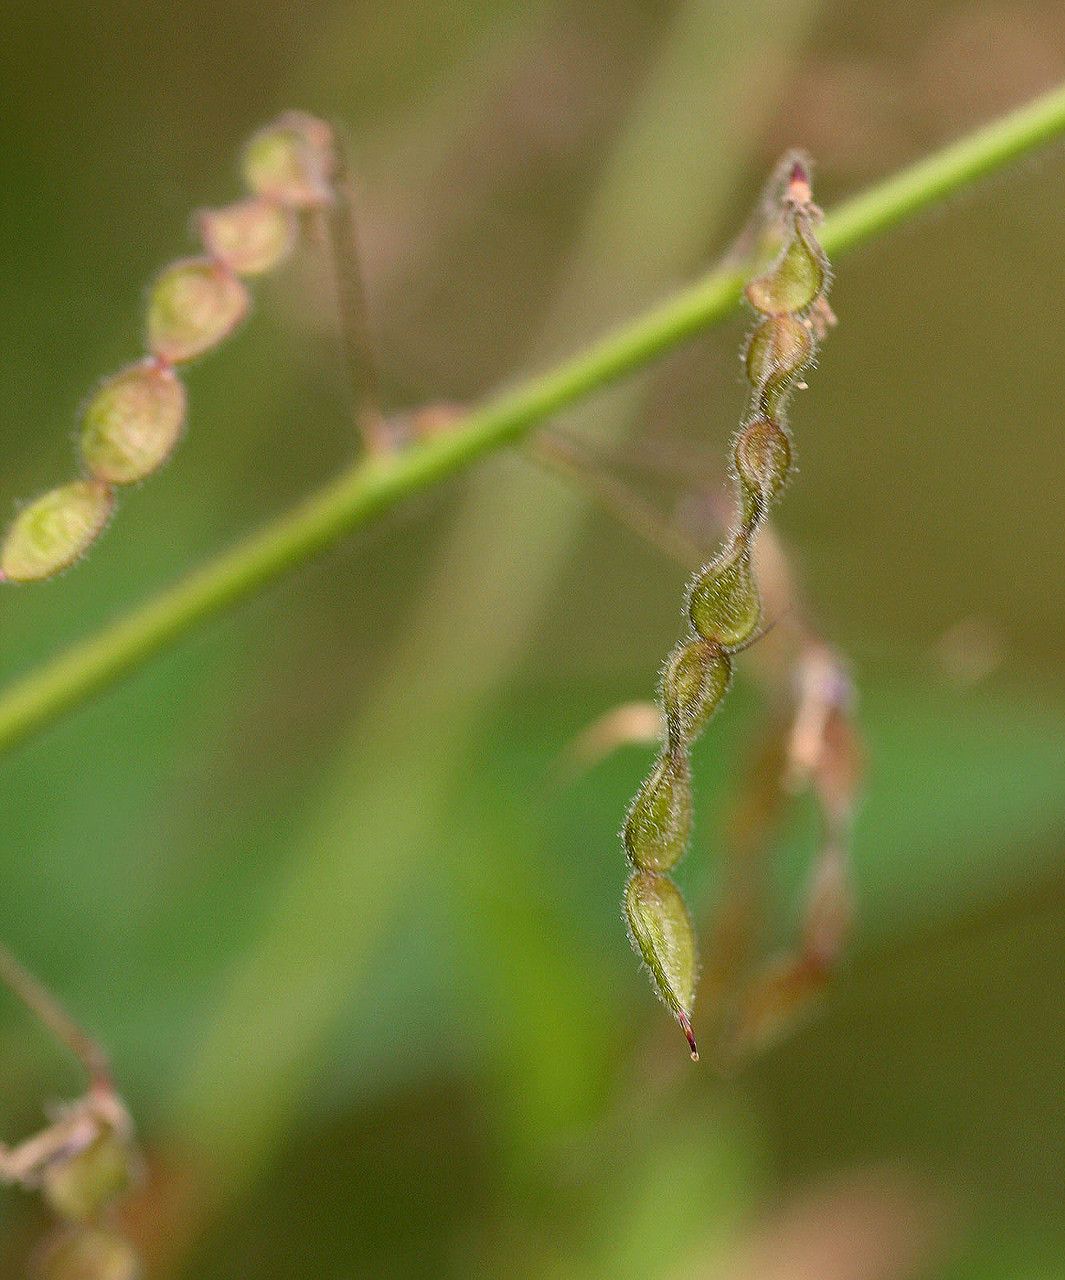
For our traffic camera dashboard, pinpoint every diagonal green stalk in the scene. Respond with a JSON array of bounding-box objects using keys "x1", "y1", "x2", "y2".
[{"x1": 1, "y1": 81, "x2": 1065, "y2": 756}]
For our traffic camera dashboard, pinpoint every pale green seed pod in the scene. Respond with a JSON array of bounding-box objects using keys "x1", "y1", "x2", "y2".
[
  {"x1": 745, "y1": 314, "x2": 812, "y2": 412},
  {"x1": 688, "y1": 544, "x2": 760, "y2": 649},
  {"x1": 41, "y1": 1129, "x2": 134, "y2": 1223},
  {"x1": 735, "y1": 417, "x2": 792, "y2": 524},
  {"x1": 37, "y1": 1227, "x2": 139, "y2": 1280},
  {"x1": 745, "y1": 221, "x2": 824, "y2": 316},
  {"x1": 1, "y1": 480, "x2": 114, "y2": 582},
  {"x1": 661, "y1": 639, "x2": 732, "y2": 747},
  {"x1": 80, "y1": 362, "x2": 186, "y2": 485},
  {"x1": 242, "y1": 112, "x2": 335, "y2": 208},
  {"x1": 197, "y1": 197, "x2": 297, "y2": 276},
  {"x1": 146, "y1": 257, "x2": 250, "y2": 364},
  {"x1": 623, "y1": 751, "x2": 693, "y2": 873},
  {"x1": 624, "y1": 870, "x2": 698, "y2": 1057}
]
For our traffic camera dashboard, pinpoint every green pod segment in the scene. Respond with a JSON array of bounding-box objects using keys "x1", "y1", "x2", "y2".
[
  {"x1": 745, "y1": 314, "x2": 813, "y2": 416},
  {"x1": 661, "y1": 639, "x2": 732, "y2": 747},
  {"x1": 241, "y1": 111, "x2": 335, "y2": 208},
  {"x1": 745, "y1": 219, "x2": 825, "y2": 316},
  {"x1": 623, "y1": 750, "x2": 693, "y2": 873},
  {"x1": 146, "y1": 257, "x2": 250, "y2": 364},
  {"x1": 1, "y1": 480, "x2": 114, "y2": 583},
  {"x1": 37, "y1": 1226, "x2": 140, "y2": 1280},
  {"x1": 687, "y1": 543, "x2": 760, "y2": 649},
  {"x1": 734, "y1": 417, "x2": 792, "y2": 524},
  {"x1": 41, "y1": 1129, "x2": 134, "y2": 1223},
  {"x1": 197, "y1": 197, "x2": 297, "y2": 276},
  {"x1": 624, "y1": 870, "x2": 699, "y2": 1058},
  {"x1": 80, "y1": 362, "x2": 186, "y2": 485}
]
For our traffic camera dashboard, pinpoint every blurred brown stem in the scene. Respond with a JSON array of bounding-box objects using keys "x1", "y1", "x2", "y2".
[
  {"x1": 527, "y1": 429, "x2": 705, "y2": 568},
  {"x1": 0, "y1": 942, "x2": 112, "y2": 1092},
  {"x1": 312, "y1": 141, "x2": 389, "y2": 456}
]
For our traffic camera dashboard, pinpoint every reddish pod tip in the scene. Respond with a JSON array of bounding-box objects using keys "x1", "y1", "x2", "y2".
[
  {"x1": 678, "y1": 1009, "x2": 699, "y2": 1061},
  {"x1": 788, "y1": 160, "x2": 812, "y2": 206}
]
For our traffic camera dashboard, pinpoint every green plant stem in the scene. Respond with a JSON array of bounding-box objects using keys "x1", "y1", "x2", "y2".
[{"x1": 2, "y1": 82, "x2": 1065, "y2": 756}]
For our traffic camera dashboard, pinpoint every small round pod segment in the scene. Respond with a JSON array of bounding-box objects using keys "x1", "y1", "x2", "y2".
[
  {"x1": 661, "y1": 639, "x2": 732, "y2": 746},
  {"x1": 734, "y1": 416, "x2": 792, "y2": 523},
  {"x1": 241, "y1": 112, "x2": 335, "y2": 208},
  {"x1": 36, "y1": 1226, "x2": 139, "y2": 1280},
  {"x1": 745, "y1": 313, "x2": 812, "y2": 410},
  {"x1": 624, "y1": 870, "x2": 699, "y2": 1058},
  {"x1": 746, "y1": 221, "x2": 825, "y2": 316},
  {"x1": 688, "y1": 544, "x2": 760, "y2": 649},
  {"x1": 1, "y1": 480, "x2": 114, "y2": 582},
  {"x1": 197, "y1": 197, "x2": 297, "y2": 276},
  {"x1": 80, "y1": 362, "x2": 186, "y2": 485},
  {"x1": 41, "y1": 1129, "x2": 134, "y2": 1223},
  {"x1": 146, "y1": 257, "x2": 250, "y2": 364},
  {"x1": 623, "y1": 751, "x2": 693, "y2": 873}
]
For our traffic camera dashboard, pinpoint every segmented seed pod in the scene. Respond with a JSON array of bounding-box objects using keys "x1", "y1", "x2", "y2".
[
  {"x1": 661, "y1": 639, "x2": 732, "y2": 745},
  {"x1": 623, "y1": 751, "x2": 693, "y2": 873},
  {"x1": 745, "y1": 315, "x2": 812, "y2": 419},
  {"x1": 3, "y1": 112, "x2": 335, "y2": 586},
  {"x1": 146, "y1": 257, "x2": 250, "y2": 364},
  {"x1": 197, "y1": 197, "x2": 297, "y2": 276},
  {"x1": 41, "y1": 1128, "x2": 134, "y2": 1223},
  {"x1": 734, "y1": 417, "x2": 792, "y2": 526},
  {"x1": 745, "y1": 219, "x2": 826, "y2": 316},
  {"x1": 36, "y1": 1226, "x2": 140, "y2": 1280},
  {"x1": 624, "y1": 871, "x2": 699, "y2": 1058},
  {"x1": 80, "y1": 361, "x2": 186, "y2": 485},
  {"x1": 621, "y1": 158, "x2": 833, "y2": 1056},
  {"x1": 688, "y1": 544, "x2": 760, "y2": 647},
  {"x1": 1, "y1": 480, "x2": 114, "y2": 582},
  {"x1": 242, "y1": 111, "x2": 335, "y2": 208}
]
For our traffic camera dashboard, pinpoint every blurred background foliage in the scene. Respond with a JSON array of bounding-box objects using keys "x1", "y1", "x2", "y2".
[{"x1": 1, "y1": 0, "x2": 1065, "y2": 1276}]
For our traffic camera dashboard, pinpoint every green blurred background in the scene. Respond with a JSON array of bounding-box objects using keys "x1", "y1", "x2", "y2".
[{"x1": 2, "y1": 1, "x2": 1065, "y2": 1276}]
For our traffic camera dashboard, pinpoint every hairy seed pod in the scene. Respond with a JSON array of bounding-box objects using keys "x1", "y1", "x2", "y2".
[
  {"x1": 146, "y1": 257, "x2": 250, "y2": 363},
  {"x1": 746, "y1": 221, "x2": 824, "y2": 316},
  {"x1": 1, "y1": 480, "x2": 114, "y2": 582},
  {"x1": 662, "y1": 639, "x2": 732, "y2": 746},
  {"x1": 623, "y1": 751, "x2": 692, "y2": 872},
  {"x1": 197, "y1": 197, "x2": 297, "y2": 276},
  {"x1": 621, "y1": 159, "x2": 832, "y2": 1057},
  {"x1": 735, "y1": 417, "x2": 792, "y2": 523},
  {"x1": 80, "y1": 362, "x2": 186, "y2": 485},
  {"x1": 37, "y1": 1227, "x2": 140, "y2": 1280},
  {"x1": 41, "y1": 1130, "x2": 134, "y2": 1223},
  {"x1": 242, "y1": 112, "x2": 335, "y2": 208},
  {"x1": 624, "y1": 871, "x2": 698, "y2": 1056},
  {"x1": 745, "y1": 314, "x2": 812, "y2": 412},
  {"x1": 688, "y1": 544, "x2": 760, "y2": 648}
]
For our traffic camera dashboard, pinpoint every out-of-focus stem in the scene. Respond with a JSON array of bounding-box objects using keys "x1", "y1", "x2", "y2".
[
  {"x1": 313, "y1": 149, "x2": 389, "y2": 455},
  {"x1": 0, "y1": 943, "x2": 112, "y2": 1091}
]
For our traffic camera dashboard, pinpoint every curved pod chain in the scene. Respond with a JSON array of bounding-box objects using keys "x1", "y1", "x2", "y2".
[
  {"x1": 0, "y1": 114, "x2": 336, "y2": 584},
  {"x1": 622, "y1": 161, "x2": 833, "y2": 1060}
]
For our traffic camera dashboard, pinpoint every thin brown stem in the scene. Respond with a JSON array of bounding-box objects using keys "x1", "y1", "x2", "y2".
[
  {"x1": 311, "y1": 140, "x2": 389, "y2": 456},
  {"x1": 527, "y1": 429, "x2": 705, "y2": 568},
  {"x1": 0, "y1": 942, "x2": 112, "y2": 1091}
]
